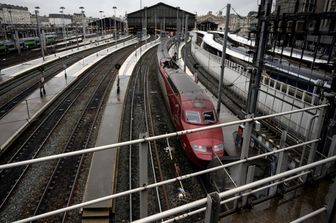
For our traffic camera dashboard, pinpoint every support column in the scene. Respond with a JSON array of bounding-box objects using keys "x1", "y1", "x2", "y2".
[
  {"x1": 204, "y1": 192, "x2": 220, "y2": 223},
  {"x1": 270, "y1": 131, "x2": 288, "y2": 195},
  {"x1": 139, "y1": 132, "x2": 148, "y2": 218},
  {"x1": 217, "y1": 3, "x2": 230, "y2": 114},
  {"x1": 238, "y1": 0, "x2": 273, "y2": 188},
  {"x1": 323, "y1": 135, "x2": 336, "y2": 176},
  {"x1": 183, "y1": 15, "x2": 189, "y2": 72},
  {"x1": 242, "y1": 165, "x2": 255, "y2": 207},
  {"x1": 326, "y1": 178, "x2": 336, "y2": 223},
  {"x1": 14, "y1": 30, "x2": 21, "y2": 55}
]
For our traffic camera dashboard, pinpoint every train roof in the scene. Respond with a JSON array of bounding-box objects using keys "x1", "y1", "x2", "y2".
[
  {"x1": 158, "y1": 38, "x2": 210, "y2": 102},
  {"x1": 167, "y1": 69, "x2": 209, "y2": 101}
]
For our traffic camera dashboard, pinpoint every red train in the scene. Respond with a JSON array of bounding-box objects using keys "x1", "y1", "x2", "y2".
[{"x1": 157, "y1": 39, "x2": 224, "y2": 168}]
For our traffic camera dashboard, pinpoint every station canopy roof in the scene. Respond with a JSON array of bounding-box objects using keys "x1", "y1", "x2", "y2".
[{"x1": 127, "y1": 2, "x2": 195, "y2": 17}]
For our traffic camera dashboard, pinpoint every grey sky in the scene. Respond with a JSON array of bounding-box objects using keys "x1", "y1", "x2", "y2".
[{"x1": 3, "y1": 0, "x2": 259, "y2": 18}]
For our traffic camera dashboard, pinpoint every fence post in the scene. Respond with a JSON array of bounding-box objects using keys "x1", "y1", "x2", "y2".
[
  {"x1": 326, "y1": 178, "x2": 336, "y2": 223},
  {"x1": 204, "y1": 192, "x2": 220, "y2": 223},
  {"x1": 139, "y1": 132, "x2": 149, "y2": 218},
  {"x1": 306, "y1": 98, "x2": 328, "y2": 174},
  {"x1": 270, "y1": 131, "x2": 287, "y2": 195},
  {"x1": 242, "y1": 165, "x2": 255, "y2": 207}
]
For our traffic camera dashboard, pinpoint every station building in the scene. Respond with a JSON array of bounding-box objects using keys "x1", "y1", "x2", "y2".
[{"x1": 127, "y1": 2, "x2": 196, "y2": 34}]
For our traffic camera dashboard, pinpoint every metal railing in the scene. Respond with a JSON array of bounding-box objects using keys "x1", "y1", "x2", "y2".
[
  {"x1": 0, "y1": 103, "x2": 328, "y2": 171},
  {"x1": 1, "y1": 103, "x2": 333, "y2": 223}
]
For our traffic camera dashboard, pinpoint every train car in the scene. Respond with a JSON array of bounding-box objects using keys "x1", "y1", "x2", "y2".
[
  {"x1": 21, "y1": 37, "x2": 39, "y2": 49},
  {"x1": 0, "y1": 41, "x2": 6, "y2": 53},
  {"x1": 45, "y1": 34, "x2": 57, "y2": 44},
  {"x1": 157, "y1": 39, "x2": 225, "y2": 168},
  {"x1": 196, "y1": 30, "x2": 332, "y2": 90}
]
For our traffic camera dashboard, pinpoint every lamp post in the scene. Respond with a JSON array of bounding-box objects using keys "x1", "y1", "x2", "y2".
[
  {"x1": 8, "y1": 7, "x2": 21, "y2": 55},
  {"x1": 60, "y1": 7, "x2": 65, "y2": 40},
  {"x1": 194, "y1": 12, "x2": 197, "y2": 30},
  {"x1": 109, "y1": 12, "x2": 112, "y2": 35},
  {"x1": 176, "y1": 6, "x2": 180, "y2": 59},
  {"x1": 79, "y1": 6, "x2": 85, "y2": 40},
  {"x1": 35, "y1": 6, "x2": 45, "y2": 61},
  {"x1": 144, "y1": 6, "x2": 147, "y2": 40},
  {"x1": 176, "y1": 7, "x2": 180, "y2": 36},
  {"x1": 125, "y1": 11, "x2": 128, "y2": 35},
  {"x1": 99, "y1": 11, "x2": 104, "y2": 36},
  {"x1": 113, "y1": 6, "x2": 117, "y2": 40}
]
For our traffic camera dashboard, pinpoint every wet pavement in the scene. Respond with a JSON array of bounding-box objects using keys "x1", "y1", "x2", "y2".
[
  {"x1": 0, "y1": 37, "x2": 138, "y2": 153},
  {"x1": 220, "y1": 180, "x2": 331, "y2": 222}
]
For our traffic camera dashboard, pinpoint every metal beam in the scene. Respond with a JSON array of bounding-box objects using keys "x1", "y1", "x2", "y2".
[
  {"x1": 216, "y1": 3, "x2": 230, "y2": 113},
  {"x1": 133, "y1": 155, "x2": 336, "y2": 223},
  {"x1": 139, "y1": 133, "x2": 149, "y2": 218},
  {"x1": 0, "y1": 103, "x2": 328, "y2": 170},
  {"x1": 15, "y1": 144, "x2": 335, "y2": 223},
  {"x1": 204, "y1": 192, "x2": 220, "y2": 223}
]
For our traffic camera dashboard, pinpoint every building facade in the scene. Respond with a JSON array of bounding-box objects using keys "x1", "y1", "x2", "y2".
[
  {"x1": 127, "y1": 2, "x2": 196, "y2": 34},
  {"x1": 272, "y1": 0, "x2": 336, "y2": 66},
  {"x1": 49, "y1": 14, "x2": 72, "y2": 27},
  {"x1": 72, "y1": 13, "x2": 86, "y2": 25},
  {"x1": 197, "y1": 11, "x2": 223, "y2": 31},
  {"x1": 0, "y1": 3, "x2": 31, "y2": 25}
]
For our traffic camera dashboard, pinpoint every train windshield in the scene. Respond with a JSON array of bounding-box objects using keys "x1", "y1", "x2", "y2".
[
  {"x1": 185, "y1": 111, "x2": 201, "y2": 124},
  {"x1": 203, "y1": 111, "x2": 216, "y2": 123}
]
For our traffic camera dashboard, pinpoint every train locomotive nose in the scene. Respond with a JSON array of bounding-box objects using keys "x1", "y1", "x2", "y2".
[{"x1": 190, "y1": 138, "x2": 224, "y2": 161}]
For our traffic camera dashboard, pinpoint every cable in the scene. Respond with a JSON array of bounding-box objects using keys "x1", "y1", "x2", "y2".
[
  {"x1": 215, "y1": 6, "x2": 227, "y2": 15},
  {"x1": 231, "y1": 7, "x2": 245, "y2": 19}
]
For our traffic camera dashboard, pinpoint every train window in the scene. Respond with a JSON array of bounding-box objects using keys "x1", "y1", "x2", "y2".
[
  {"x1": 203, "y1": 111, "x2": 216, "y2": 123},
  {"x1": 185, "y1": 111, "x2": 201, "y2": 124}
]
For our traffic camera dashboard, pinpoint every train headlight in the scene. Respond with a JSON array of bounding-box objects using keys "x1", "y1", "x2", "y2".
[
  {"x1": 192, "y1": 144, "x2": 207, "y2": 152},
  {"x1": 213, "y1": 144, "x2": 224, "y2": 152}
]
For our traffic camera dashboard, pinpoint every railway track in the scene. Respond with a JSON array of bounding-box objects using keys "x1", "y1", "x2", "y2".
[
  {"x1": 0, "y1": 36, "x2": 133, "y2": 120},
  {"x1": 0, "y1": 43, "x2": 141, "y2": 222},
  {"x1": 115, "y1": 46, "x2": 206, "y2": 222},
  {"x1": 127, "y1": 49, "x2": 165, "y2": 220},
  {"x1": 33, "y1": 48, "x2": 116, "y2": 222}
]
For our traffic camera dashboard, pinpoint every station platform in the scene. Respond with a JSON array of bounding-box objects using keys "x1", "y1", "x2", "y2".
[
  {"x1": 0, "y1": 37, "x2": 139, "y2": 154},
  {"x1": 82, "y1": 38, "x2": 160, "y2": 219},
  {"x1": 52, "y1": 34, "x2": 115, "y2": 52},
  {"x1": 0, "y1": 34, "x2": 131, "y2": 84}
]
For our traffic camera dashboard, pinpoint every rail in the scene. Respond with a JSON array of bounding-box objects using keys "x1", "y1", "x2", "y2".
[
  {"x1": 133, "y1": 155, "x2": 336, "y2": 223},
  {"x1": 0, "y1": 103, "x2": 328, "y2": 170},
  {"x1": 290, "y1": 207, "x2": 327, "y2": 223},
  {"x1": 0, "y1": 102, "x2": 330, "y2": 222},
  {"x1": 13, "y1": 151, "x2": 336, "y2": 223},
  {"x1": 162, "y1": 171, "x2": 311, "y2": 222}
]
